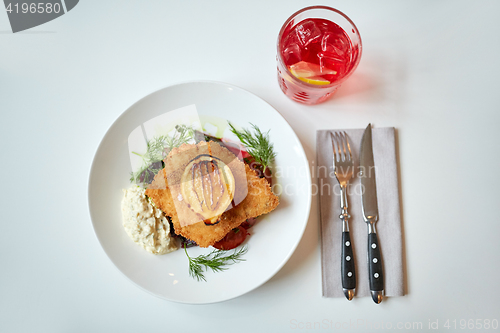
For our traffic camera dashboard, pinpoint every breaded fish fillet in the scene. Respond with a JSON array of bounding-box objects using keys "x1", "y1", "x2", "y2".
[
  {"x1": 145, "y1": 142, "x2": 279, "y2": 248},
  {"x1": 161, "y1": 141, "x2": 248, "y2": 227}
]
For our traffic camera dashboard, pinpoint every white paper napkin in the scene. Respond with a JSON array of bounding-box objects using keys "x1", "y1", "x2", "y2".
[{"x1": 317, "y1": 127, "x2": 405, "y2": 298}]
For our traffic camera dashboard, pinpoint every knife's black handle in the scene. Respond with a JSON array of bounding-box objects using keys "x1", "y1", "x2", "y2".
[
  {"x1": 368, "y1": 232, "x2": 384, "y2": 291},
  {"x1": 341, "y1": 231, "x2": 356, "y2": 290}
]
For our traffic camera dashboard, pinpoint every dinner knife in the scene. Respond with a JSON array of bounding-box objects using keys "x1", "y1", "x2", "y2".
[{"x1": 359, "y1": 124, "x2": 384, "y2": 304}]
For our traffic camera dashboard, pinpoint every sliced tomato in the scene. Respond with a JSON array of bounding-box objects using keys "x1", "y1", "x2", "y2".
[
  {"x1": 240, "y1": 150, "x2": 251, "y2": 159},
  {"x1": 240, "y1": 217, "x2": 257, "y2": 229},
  {"x1": 213, "y1": 226, "x2": 249, "y2": 250}
]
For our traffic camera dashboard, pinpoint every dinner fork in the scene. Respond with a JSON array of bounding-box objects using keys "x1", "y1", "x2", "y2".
[{"x1": 330, "y1": 132, "x2": 356, "y2": 301}]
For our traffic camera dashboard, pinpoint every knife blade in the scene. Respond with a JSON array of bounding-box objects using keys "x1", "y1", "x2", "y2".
[{"x1": 359, "y1": 124, "x2": 384, "y2": 304}]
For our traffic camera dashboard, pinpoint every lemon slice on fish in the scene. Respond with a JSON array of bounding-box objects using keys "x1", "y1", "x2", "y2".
[{"x1": 180, "y1": 154, "x2": 235, "y2": 225}]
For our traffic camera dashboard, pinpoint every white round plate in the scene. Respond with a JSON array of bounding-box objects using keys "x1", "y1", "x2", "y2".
[{"x1": 88, "y1": 81, "x2": 311, "y2": 304}]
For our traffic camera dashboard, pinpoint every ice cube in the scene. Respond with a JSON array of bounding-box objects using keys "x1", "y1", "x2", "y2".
[
  {"x1": 295, "y1": 20, "x2": 322, "y2": 47},
  {"x1": 318, "y1": 32, "x2": 351, "y2": 74},
  {"x1": 318, "y1": 53, "x2": 347, "y2": 77},
  {"x1": 321, "y1": 32, "x2": 348, "y2": 57},
  {"x1": 318, "y1": 52, "x2": 345, "y2": 65},
  {"x1": 281, "y1": 34, "x2": 302, "y2": 64}
]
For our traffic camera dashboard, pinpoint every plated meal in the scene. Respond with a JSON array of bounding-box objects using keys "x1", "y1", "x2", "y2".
[
  {"x1": 88, "y1": 81, "x2": 311, "y2": 303},
  {"x1": 121, "y1": 122, "x2": 280, "y2": 280}
]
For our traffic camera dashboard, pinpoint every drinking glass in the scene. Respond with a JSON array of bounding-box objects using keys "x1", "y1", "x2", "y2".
[{"x1": 277, "y1": 6, "x2": 362, "y2": 104}]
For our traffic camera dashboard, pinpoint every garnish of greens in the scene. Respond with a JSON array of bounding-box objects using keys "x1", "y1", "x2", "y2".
[
  {"x1": 184, "y1": 244, "x2": 248, "y2": 282},
  {"x1": 130, "y1": 125, "x2": 194, "y2": 184},
  {"x1": 128, "y1": 122, "x2": 269, "y2": 280},
  {"x1": 228, "y1": 122, "x2": 276, "y2": 173}
]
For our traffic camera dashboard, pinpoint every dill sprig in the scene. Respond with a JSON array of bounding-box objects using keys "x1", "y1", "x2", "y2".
[
  {"x1": 164, "y1": 125, "x2": 195, "y2": 152},
  {"x1": 129, "y1": 135, "x2": 166, "y2": 184},
  {"x1": 184, "y1": 244, "x2": 248, "y2": 282},
  {"x1": 228, "y1": 122, "x2": 276, "y2": 172},
  {"x1": 130, "y1": 125, "x2": 194, "y2": 184}
]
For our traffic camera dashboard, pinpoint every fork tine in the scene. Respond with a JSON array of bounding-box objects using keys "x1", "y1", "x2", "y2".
[
  {"x1": 343, "y1": 131, "x2": 352, "y2": 161},
  {"x1": 330, "y1": 132, "x2": 338, "y2": 162},
  {"x1": 339, "y1": 132, "x2": 347, "y2": 162},
  {"x1": 335, "y1": 132, "x2": 345, "y2": 162},
  {"x1": 335, "y1": 133, "x2": 342, "y2": 162}
]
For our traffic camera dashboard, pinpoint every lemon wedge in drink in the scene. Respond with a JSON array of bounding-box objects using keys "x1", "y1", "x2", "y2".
[
  {"x1": 289, "y1": 61, "x2": 336, "y2": 85},
  {"x1": 295, "y1": 76, "x2": 331, "y2": 85}
]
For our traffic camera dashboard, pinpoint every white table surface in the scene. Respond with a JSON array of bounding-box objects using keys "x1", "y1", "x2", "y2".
[{"x1": 1, "y1": 0, "x2": 499, "y2": 332}]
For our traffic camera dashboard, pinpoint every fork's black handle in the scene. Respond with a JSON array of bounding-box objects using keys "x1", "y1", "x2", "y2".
[
  {"x1": 368, "y1": 232, "x2": 384, "y2": 293},
  {"x1": 341, "y1": 231, "x2": 356, "y2": 290}
]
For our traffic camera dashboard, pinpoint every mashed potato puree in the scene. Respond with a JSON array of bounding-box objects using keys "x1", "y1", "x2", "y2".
[{"x1": 121, "y1": 187, "x2": 179, "y2": 254}]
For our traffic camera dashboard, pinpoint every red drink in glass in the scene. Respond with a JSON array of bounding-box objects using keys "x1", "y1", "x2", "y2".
[{"x1": 277, "y1": 6, "x2": 362, "y2": 104}]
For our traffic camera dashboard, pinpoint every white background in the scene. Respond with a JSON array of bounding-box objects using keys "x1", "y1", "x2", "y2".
[{"x1": 1, "y1": 0, "x2": 499, "y2": 332}]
